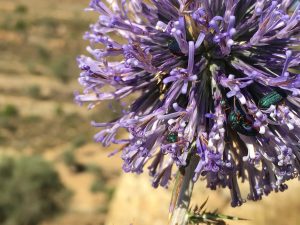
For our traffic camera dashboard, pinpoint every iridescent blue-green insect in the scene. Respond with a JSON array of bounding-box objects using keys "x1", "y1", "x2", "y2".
[
  {"x1": 228, "y1": 109, "x2": 258, "y2": 136},
  {"x1": 168, "y1": 39, "x2": 183, "y2": 56},
  {"x1": 167, "y1": 132, "x2": 178, "y2": 143},
  {"x1": 258, "y1": 91, "x2": 286, "y2": 110}
]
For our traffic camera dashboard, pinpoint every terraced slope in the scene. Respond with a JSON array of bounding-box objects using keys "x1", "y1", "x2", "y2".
[
  {"x1": 0, "y1": 1, "x2": 121, "y2": 224},
  {"x1": 1, "y1": 1, "x2": 300, "y2": 225}
]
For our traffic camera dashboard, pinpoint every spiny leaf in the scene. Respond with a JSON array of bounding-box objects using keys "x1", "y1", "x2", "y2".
[
  {"x1": 187, "y1": 199, "x2": 248, "y2": 225},
  {"x1": 199, "y1": 197, "x2": 209, "y2": 211}
]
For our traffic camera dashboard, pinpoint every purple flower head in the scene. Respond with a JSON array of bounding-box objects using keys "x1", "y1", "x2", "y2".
[{"x1": 76, "y1": 0, "x2": 300, "y2": 207}]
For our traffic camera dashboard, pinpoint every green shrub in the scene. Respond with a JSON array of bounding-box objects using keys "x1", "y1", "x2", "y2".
[
  {"x1": 72, "y1": 135, "x2": 86, "y2": 148},
  {"x1": 0, "y1": 119, "x2": 17, "y2": 133},
  {"x1": 62, "y1": 150, "x2": 86, "y2": 173},
  {"x1": 54, "y1": 105, "x2": 64, "y2": 116},
  {"x1": 27, "y1": 85, "x2": 41, "y2": 99},
  {"x1": 86, "y1": 164, "x2": 104, "y2": 175},
  {"x1": 62, "y1": 150, "x2": 76, "y2": 167},
  {"x1": 96, "y1": 188, "x2": 115, "y2": 214},
  {"x1": 50, "y1": 57, "x2": 70, "y2": 83},
  {"x1": 0, "y1": 135, "x2": 6, "y2": 145},
  {"x1": 33, "y1": 17, "x2": 59, "y2": 37},
  {"x1": 35, "y1": 17, "x2": 59, "y2": 30},
  {"x1": 0, "y1": 156, "x2": 71, "y2": 225},
  {"x1": 90, "y1": 178, "x2": 106, "y2": 193},
  {"x1": 15, "y1": 5, "x2": 28, "y2": 14},
  {"x1": 105, "y1": 188, "x2": 115, "y2": 202},
  {"x1": 0, "y1": 105, "x2": 18, "y2": 132},
  {"x1": 1, "y1": 105, "x2": 19, "y2": 117},
  {"x1": 23, "y1": 115, "x2": 42, "y2": 123},
  {"x1": 14, "y1": 20, "x2": 27, "y2": 32},
  {"x1": 37, "y1": 46, "x2": 51, "y2": 62},
  {"x1": 88, "y1": 165, "x2": 110, "y2": 193},
  {"x1": 27, "y1": 63, "x2": 43, "y2": 76}
]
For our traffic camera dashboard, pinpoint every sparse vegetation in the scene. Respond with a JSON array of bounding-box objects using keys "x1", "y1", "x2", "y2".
[
  {"x1": 0, "y1": 156, "x2": 71, "y2": 225},
  {"x1": 23, "y1": 115, "x2": 42, "y2": 123},
  {"x1": 0, "y1": 135, "x2": 6, "y2": 145},
  {"x1": 87, "y1": 164, "x2": 108, "y2": 193},
  {"x1": 14, "y1": 4, "x2": 28, "y2": 14},
  {"x1": 105, "y1": 188, "x2": 115, "y2": 202},
  {"x1": 61, "y1": 149, "x2": 86, "y2": 173},
  {"x1": 50, "y1": 56, "x2": 70, "y2": 83},
  {"x1": 33, "y1": 17, "x2": 60, "y2": 36},
  {"x1": 72, "y1": 134, "x2": 87, "y2": 148},
  {"x1": 0, "y1": 1, "x2": 118, "y2": 224},
  {"x1": 90, "y1": 178, "x2": 107, "y2": 193},
  {"x1": 97, "y1": 187, "x2": 116, "y2": 214},
  {"x1": 37, "y1": 45, "x2": 51, "y2": 62},
  {"x1": 0, "y1": 105, "x2": 19, "y2": 133},
  {"x1": 54, "y1": 104, "x2": 64, "y2": 116},
  {"x1": 26, "y1": 85, "x2": 41, "y2": 99},
  {"x1": 0, "y1": 110, "x2": 100, "y2": 150},
  {"x1": 0, "y1": 104, "x2": 19, "y2": 118},
  {"x1": 26, "y1": 63, "x2": 43, "y2": 76},
  {"x1": 14, "y1": 19, "x2": 27, "y2": 32},
  {"x1": 62, "y1": 150, "x2": 76, "y2": 167}
]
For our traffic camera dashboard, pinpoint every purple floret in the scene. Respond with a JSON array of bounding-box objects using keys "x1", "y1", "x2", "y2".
[{"x1": 76, "y1": 0, "x2": 300, "y2": 207}]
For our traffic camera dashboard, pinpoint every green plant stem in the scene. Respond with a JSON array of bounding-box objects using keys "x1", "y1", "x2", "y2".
[{"x1": 169, "y1": 156, "x2": 198, "y2": 225}]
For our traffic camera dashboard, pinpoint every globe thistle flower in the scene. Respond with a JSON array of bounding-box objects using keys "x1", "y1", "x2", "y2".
[{"x1": 76, "y1": 0, "x2": 300, "y2": 207}]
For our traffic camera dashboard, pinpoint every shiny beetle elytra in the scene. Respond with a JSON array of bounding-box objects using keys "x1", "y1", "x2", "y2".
[
  {"x1": 228, "y1": 109, "x2": 258, "y2": 136},
  {"x1": 166, "y1": 132, "x2": 178, "y2": 143},
  {"x1": 258, "y1": 91, "x2": 285, "y2": 110},
  {"x1": 168, "y1": 40, "x2": 183, "y2": 56}
]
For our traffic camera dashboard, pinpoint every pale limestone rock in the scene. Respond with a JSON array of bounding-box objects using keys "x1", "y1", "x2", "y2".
[{"x1": 106, "y1": 172, "x2": 300, "y2": 225}]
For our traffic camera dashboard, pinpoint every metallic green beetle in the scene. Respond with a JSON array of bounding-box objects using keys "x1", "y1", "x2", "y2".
[
  {"x1": 166, "y1": 132, "x2": 178, "y2": 143},
  {"x1": 228, "y1": 109, "x2": 258, "y2": 136},
  {"x1": 258, "y1": 91, "x2": 286, "y2": 110},
  {"x1": 168, "y1": 40, "x2": 183, "y2": 56}
]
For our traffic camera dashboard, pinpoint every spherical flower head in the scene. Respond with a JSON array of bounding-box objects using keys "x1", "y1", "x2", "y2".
[{"x1": 76, "y1": 0, "x2": 300, "y2": 207}]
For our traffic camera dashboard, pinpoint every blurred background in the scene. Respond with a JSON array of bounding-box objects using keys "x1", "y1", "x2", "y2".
[{"x1": 1, "y1": 0, "x2": 300, "y2": 225}]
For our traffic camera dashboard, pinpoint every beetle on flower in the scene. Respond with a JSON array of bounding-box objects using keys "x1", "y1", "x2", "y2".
[{"x1": 76, "y1": 0, "x2": 300, "y2": 207}]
